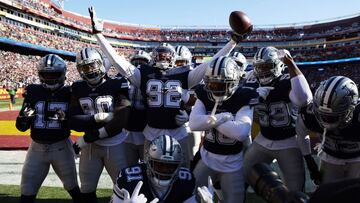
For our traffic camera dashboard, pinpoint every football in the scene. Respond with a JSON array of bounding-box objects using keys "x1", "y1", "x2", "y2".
[{"x1": 229, "y1": 11, "x2": 253, "y2": 35}]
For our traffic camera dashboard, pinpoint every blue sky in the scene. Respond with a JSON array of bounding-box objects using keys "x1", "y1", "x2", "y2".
[{"x1": 62, "y1": 0, "x2": 360, "y2": 27}]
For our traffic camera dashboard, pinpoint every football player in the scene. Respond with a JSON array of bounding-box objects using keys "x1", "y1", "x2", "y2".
[
  {"x1": 189, "y1": 56, "x2": 257, "y2": 203},
  {"x1": 175, "y1": 45, "x2": 193, "y2": 67},
  {"x1": 16, "y1": 54, "x2": 81, "y2": 203},
  {"x1": 123, "y1": 50, "x2": 151, "y2": 165},
  {"x1": 231, "y1": 51, "x2": 247, "y2": 79},
  {"x1": 110, "y1": 135, "x2": 197, "y2": 203},
  {"x1": 88, "y1": 7, "x2": 246, "y2": 167},
  {"x1": 242, "y1": 47, "x2": 313, "y2": 192},
  {"x1": 70, "y1": 48, "x2": 131, "y2": 203},
  {"x1": 297, "y1": 76, "x2": 360, "y2": 184}
]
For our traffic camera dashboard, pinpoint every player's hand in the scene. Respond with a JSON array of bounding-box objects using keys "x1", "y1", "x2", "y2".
[
  {"x1": 304, "y1": 155, "x2": 321, "y2": 185},
  {"x1": 230, "y1": 31, "x2": 248, "y2": 43},
  {"x1": 72, "y1": 137, "x2": 87, "y2": 157},
  {"x1": 278, "y1": 49, "x2": 293, "y2": 65},
  {"x1": 120, "y1": 181, "x2": 150, "y2": 203},
  {"x1": 208, "y1": 112, "x2": 233, "y2": 127},
  {"x1": 49, "y1": 108, "x2": 66, "y2": 121},
  {"x1": 256, "y1": 86, "x2": 274, "y2": 100},
  {"x1": 94, "y1": 112, "x2": 114, "y2": 123},
  {"x1": 88, "y1": 6, "x2": 103, "y2": 34},
  {"x1": 197, "y1": 176, "x2": 214, "y2": 203},
  {"x1": 21, "y1": 103, "x2": 35, "y2": 118},
  {"x1": 175, "y1": 110, "x2": 189, "y2": 126}
]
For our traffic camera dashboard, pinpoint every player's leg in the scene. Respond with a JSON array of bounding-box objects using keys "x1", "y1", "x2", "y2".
[
  {"x1": 193, "y1": 159, "x2": 217, "y2": 189},
  {"x1": 320, "y1": 160, "x2": 345, "y2": 184},
  {"x1": 20, "y1": 142, "x2": 51, "y2": 203},
  {"x1": 79, "y1": 144, "x2": 104, "y2": 203},
  {"x1": 275, "y1": 147, "x2": 305, "y2": 191},
  {"x1": 103, "y1": 143, "x2": 128, "y2": 183},
  {"x1": 243, "y1": 142, "x2": 274, "y2": 179},
  {"x1": 220, "y1": 168, "x2": 245, "y2": 203},
  {"x1": 124, "y1": 142, "x2": 141, "y2": 166},
  {"x1": 178, "y1": 136, "x2": 191, "y2": 167},
  {"x1": 51, "y1": 139, "x2": 80, "y2": 203},
  {"x1": 345, "y1": 161, "x2": 360, "y2": 179}
]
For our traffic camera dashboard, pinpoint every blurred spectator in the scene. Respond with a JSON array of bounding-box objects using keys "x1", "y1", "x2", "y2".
[{"x1": 4, "y1": 83, "x2": 17, "y2": 104}]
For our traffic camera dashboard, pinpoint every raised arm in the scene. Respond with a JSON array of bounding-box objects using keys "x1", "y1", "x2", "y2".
[
  {"x1": 89, "y1": 7, "x2": 141, "y2": 87},
  {"x1": 284, "y1": 53, "x2": 313, "y2": 107},
  {"x1": 187, "y1": 40, "x2": 237, "y2": 88}
]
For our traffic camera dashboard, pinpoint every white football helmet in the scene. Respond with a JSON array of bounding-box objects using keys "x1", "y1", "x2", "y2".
[
  {"x1": 313, "y1": 76, "x2": 358, "y2": 130},
  {"x1": 253, "y1": 46, "x2": 285, "y2": 85},
  {"x1": 204, "y1": 56, "x2": 241, "y2": 102},
  {"x1": 145, "y1": 135, "x2": 183, "y2": 187},
  {"x1": 175, "y1": 45, "x2": 192, "y2": 67},
  {"x1": 38, "y1": 54, "x2": 67, "y2": 91},
  {"x1": 130, "y1": 50, "x2": 151, "y2": 67},
  {"x1": 76, "y1": 48, "x2": 106, "y2": 85},
  {"x1": 231, "y1": 52, "x2": 247, "y2": 77},
  {"x1": 151, "y1": 43, "x2": 176, "y2": 70}
]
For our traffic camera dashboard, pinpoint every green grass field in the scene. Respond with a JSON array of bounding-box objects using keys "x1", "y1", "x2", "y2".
[
  {"x1": 0, "y1": 184, "x2": 266, "y2": 203},
  {"x1": 0, "y1": 98, "x2": 23, "y2": 110},
  {"x1": 0, "y1": 185, "x2": 112, "y2": 203}
]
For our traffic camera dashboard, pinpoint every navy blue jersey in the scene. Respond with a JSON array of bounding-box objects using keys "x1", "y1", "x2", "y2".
[
  {"x1": 300, "y1": 103, "x2": 360, "y2": 159},
  {"x1": 253, "y1": 74, "x2": 298, "y2": 140},
  {"x1": 139, "y1": 65, "x2": 189, "y2": 129},
  {"x1": 17, "y1": 84, "x2": 71, "y2": 144},
  {"x1": 114, "y1": 163, "x2": 195, "y2": 203},
  {"x1": 195, "y1": 84, "x2": 258, "y2": 155},
  {"x1": 70, "y1": 77, "x2": 129, "y2": 130},
  {"x1": 125, "y1": 84, "x2": 147, "y2": 132}
]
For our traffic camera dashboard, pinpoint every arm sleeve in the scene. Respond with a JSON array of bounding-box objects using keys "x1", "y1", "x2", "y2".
[
  {"x1": 95, "y1": 33, "x2": 141, "y2": 87},
  {"x1": 289, "y1": 75, "x2": 313, "y2": 107},
  {"x1": 187, "y1": 40, "x2": 237, "y2": 88},
  {"x1": 103, "y1": 95, "x2": 131, "y2": 137},
  {"x1": 215, "y1": 105, "x2": 253, "y2": 142},
  {"x1": 188, "y1": 99, "x2": 214, "y2": 131},
  {"x1": 295, "y1": 114, "x2": 312, "y2": 156}
]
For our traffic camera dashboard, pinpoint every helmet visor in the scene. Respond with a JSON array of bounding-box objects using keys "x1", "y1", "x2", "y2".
[
  {"x1": 77, "y1": 61, "x2": 103, "y2": 80},
  {"x1": 39, "y1": 71, "x2": 63, "y2": 85},
  {"x1": 175, "y1": 59, "x2": 188, "y2": 67},
  {"x1": 254, "y1": 62, "x2": 276, "y2": 84},
  {"x1": 205, "y1": 81, "x2": 227, "y2": 97},
  {"x1": 131, "y1": 58, "x2": 149, "y2": 67},
  {"x1": 150, "y1": 160, "x2": 180, "y2": 180}
]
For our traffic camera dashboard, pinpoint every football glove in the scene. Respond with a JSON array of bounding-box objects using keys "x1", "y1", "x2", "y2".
[
  {"x1": 119, "y1": 181, "x2": 159, "y2": 203},
  {"x1": 256, "y1": 86, "x2": 274, "y2": 100},
  {"x1": 88, "y1": 6, "x2": 103, "y2": 34},
  {"x1": 21, "y1": 103, "x2": 35, "y2": 118},
  {"x1": 208, "y1": 112, "x2": 233, "y2": 127},
  {"x1": 197, "y1": 176, "x2": 215, "y2": 203},
  {"x1": 230, "y1": 31, "x2": 248, "y2": 43},
  {"x1": 94, "y1": 112, "x2": 114, "y2": 123}
]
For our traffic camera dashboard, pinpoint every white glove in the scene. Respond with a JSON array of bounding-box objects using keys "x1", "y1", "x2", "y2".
[
  {"x1": 208, "y1": 112, "x2": 233, "y2": 127},
  {"x1": 175, "y1": 110, "x2": 189, "y2": 126},
  {"x1": 120, "y1": 181, "x2": 159, "y2": 203},
  {"x1": 256, "y1": 86, "x2": 274, "y2": 100},
  {"x1": 22, "y1": 104, "x2": 35, "y2": 118},
  {"x1": 94, "y1": 112, "x2": 114, "y2": 123},
  {"x1": 197, "y1": 176, "x2": 214, "y2": 203}
]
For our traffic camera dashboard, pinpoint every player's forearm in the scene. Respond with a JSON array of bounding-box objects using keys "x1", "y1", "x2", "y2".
[
  {"x1": 95, "y1": 34, "x2": 140, "y2": 86},
  {"x1": 289, "y1": 75, "x2": 313, "y2": 107},
  {"x1": 103, "y1": 105, "x2": 131, "y2": 137},
  {"x1": 295, "y1": 116, "x2": 312, "y2": 155},
  {"x1": 216, "y1": 106, "x2": 253, "y2": 141},
  {"x1": 189, "y1": 101, "x2": 213, "y2": 131},
  {"x1": 69, "y1": 115, "x2": 100, "y2": 131},
  {"x1": 187, "y1": 40, "x2": 237, "y2": 88}
]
